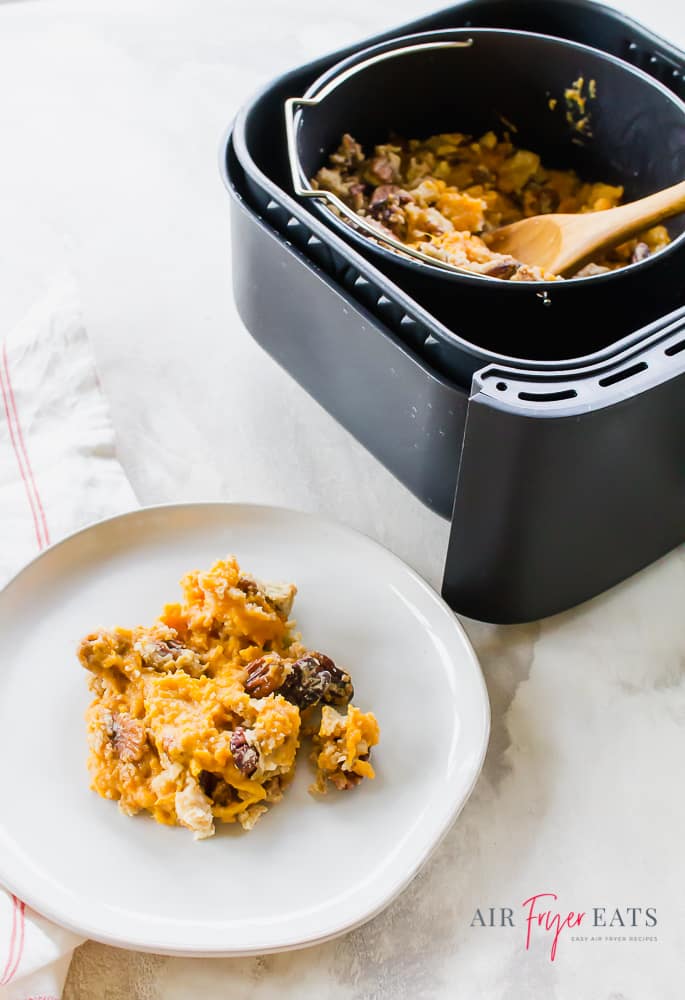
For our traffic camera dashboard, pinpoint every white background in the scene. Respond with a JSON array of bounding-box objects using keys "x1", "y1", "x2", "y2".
[{"x1": 0, "y1": 1, "x2": 684, "y2": 997}]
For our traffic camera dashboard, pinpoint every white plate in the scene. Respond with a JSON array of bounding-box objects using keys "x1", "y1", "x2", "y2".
[{"x1": 0, "y1": 503, "x2": 489, "y2": 956}]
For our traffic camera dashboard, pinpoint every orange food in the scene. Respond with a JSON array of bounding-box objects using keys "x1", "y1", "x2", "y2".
[
  {"x1": 78, "y1": 557, "x2": 379, "y2": 838},
  {"x1": 312, "y1": 130, "x2": 670, "y2": 280},
  {"x1": 311, "y1": 705, "x2": 380, "y2": 793}
]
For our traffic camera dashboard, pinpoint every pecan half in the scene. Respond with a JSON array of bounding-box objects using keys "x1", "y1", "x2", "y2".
[
  {"x1": 244, "y1": 653, "x2": 288, "y2": 698},
  {"x1": 281, "y1": 653, "x2": 354, "y2": 710},
  {"x1": 230, "y1": 727, "x2": 260, "y2": 777},
  {"x1": 105, "y1": 712, "x2": 146, "y2": 762}
]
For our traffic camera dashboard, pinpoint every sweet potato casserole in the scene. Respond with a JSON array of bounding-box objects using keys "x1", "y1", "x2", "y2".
[
  {"x1": 78, "y1": 558, "x2": 379, "y2": 838},
  {"x1": 312, "y1": 129, "x2": 669, "y2": 280}
]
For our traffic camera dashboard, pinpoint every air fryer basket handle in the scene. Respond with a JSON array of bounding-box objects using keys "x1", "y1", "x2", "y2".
[{"x1": 284, "y1": 37, "x2": 477, "y2": 277}]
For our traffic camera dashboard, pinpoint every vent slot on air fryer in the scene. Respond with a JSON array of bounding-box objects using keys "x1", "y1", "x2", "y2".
[
  {"x1": 622, "y1": 40, "x2": 685, "y2": 97},
  {"x1": 598, "y1": 361, "x2": 648, "y2": 387},
  {"x1": 518, "y1": 388, "x2": 578, "y2": 402}
]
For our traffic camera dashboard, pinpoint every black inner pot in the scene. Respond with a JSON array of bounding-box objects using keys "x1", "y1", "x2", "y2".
[{"x1": 289, "y1": 29, "x2": 685, "y2": 360}]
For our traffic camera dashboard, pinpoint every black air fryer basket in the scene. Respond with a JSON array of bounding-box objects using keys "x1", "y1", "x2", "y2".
[{"x1": 222, "y1": 0, "x2": 685, "y2": 624}]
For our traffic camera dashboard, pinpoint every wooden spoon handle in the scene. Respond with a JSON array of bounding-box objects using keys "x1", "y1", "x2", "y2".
[{"x1": 597, "y1": 178, "x2": 685, "y2": 245}]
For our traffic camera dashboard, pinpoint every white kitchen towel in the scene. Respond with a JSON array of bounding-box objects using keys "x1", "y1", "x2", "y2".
[{"x1": 0, "y1": 282, "x2": 138, "y2": 999}]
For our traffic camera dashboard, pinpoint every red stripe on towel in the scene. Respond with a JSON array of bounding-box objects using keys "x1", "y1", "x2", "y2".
[
  {"x1": 2, "y1": 342, "x2": 50, "y2": 547},
  {"x1": 0, "y1": 894, "x2": 19, "y2": 985},
  {"x1": 4, "y1": 897, "x2": 25, "y2": 984},
  {"x1": 0, "y1": 355, "x2": 44, "y2": 549},
  {"x1": 0, "y1": 346, "x2": 55, "y2": 992}
]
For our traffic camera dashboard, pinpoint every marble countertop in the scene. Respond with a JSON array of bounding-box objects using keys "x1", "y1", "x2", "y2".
[{"x1": 0, "y1": 0, "x2": 683, "y2": 996}]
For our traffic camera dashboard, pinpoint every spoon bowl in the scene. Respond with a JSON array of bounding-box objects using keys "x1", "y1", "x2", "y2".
[{"x1": 486, "y1": 179, "x2": 685, "y2": 276}]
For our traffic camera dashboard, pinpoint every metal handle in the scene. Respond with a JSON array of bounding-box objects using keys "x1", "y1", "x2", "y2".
[{"x1": 284, "y1": 38, "x2": 479, "y2": 278}]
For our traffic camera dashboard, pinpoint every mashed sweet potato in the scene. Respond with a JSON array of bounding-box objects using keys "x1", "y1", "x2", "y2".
[
  {"x1": 78, "y1": 557, "x2": 379, "y2": 838},
  {"x1": 312, "y1": 130, "x2": 669, "y2": 280}
]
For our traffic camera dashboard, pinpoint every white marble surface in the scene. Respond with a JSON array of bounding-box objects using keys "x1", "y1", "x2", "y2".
[{"x1": 0, "y1": 0, "x2": 684, "y2": 997}]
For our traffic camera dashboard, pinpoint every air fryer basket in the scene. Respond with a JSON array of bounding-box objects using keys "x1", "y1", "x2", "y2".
[
  {"x1": 224, "y1": 0, "x2": 685, "y2": 623},
  {"x1": 234, "y1": 9, "x2": 685, "y2": 371},
  {"x1": 289, "y1": 29, "x2": 685, "y2": 262},
  {"x1": 286, "y1": 27, "x2": 685, "y2": 355}
]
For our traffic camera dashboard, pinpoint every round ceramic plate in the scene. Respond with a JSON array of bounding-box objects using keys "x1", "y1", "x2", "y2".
[{"x1": 0, "y1": 503, "x2": 489, "y2": 956}]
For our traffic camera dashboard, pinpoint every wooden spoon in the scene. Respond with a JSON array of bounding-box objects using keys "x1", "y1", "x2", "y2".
[{"x1": 486, "y1": 178, "x2": 685, "y2": 277}]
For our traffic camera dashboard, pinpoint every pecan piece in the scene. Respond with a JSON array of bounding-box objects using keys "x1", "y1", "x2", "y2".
[
  {"x1": 230, "y1": 727, "x2": 260, "y2": 777},
  {"x1": 471, "y1": 165, "x2": 493, "y2": 185},
  {"x1": 481, "y1": 260, "x2": 520, "y2": 280},
  {"x1": 105, "y1": 711, "x2": 146, "y2": 762},
  {"x1": 244, "y1": 653, "x2": 288, "y2": 698},
  {"x1": 368, "y1": 186, "x2": 412, "y2": 233},
  {"x1": 330, "y1": 753, "x2": 370, "y2": 791},
  {"x1": 330, "y1": 133, "x2": 365, "y2": 170},
  {"x1": 281, "y1": 653, "x2": 354, "y2": 710},
  {"x1": 330, "y1": 770, "x2": 364, "y2": 791},
  {"x1": 631, "y1": 241, "x2": 650, "y2": 264},
  {"x1": 198, "y1": 770, "x2": 235, "y2": 806},
  {"x1": 143, "y1": 638, "x2": 186, "y2": 667},
  {"x1": 236, "y1": 576, "x2": 259, "y2": 599},
  {"x1": 135, "y1": 636, "x2": 205, "y2": 677},
  {"x1": 370, "y1": 185, "x2": 412, "y2": 209},
  {"x1": 348, "y1": 181, "x2": 367, "y2": 211},
  {"x1": 368, "y1": 155, "x2": 396, "y2": 184}
]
